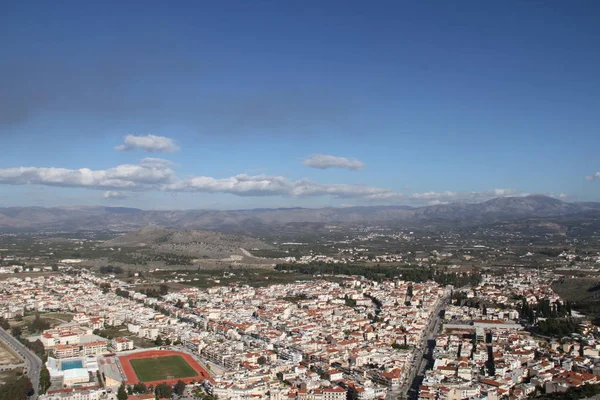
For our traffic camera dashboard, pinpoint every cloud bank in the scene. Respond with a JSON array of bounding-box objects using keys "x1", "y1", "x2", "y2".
[
  {"x1": 165, "y1": 174, "x2": 391, "y2": 198},
  {"x1": 0, "y1": 161, "x2": 521, "y2": 205},
  {"x1": 164, "y1": 173, "x2": 519, "y2": 204},
  {"x1": 0, "y1": 162, "x2": 174, "y2": 190},
  {"x1": 115, "y1": 135, "x2": 180, "y2": 153},
  {"x1": 303, "y1": 154, "x2": 364, "y2": 171}
]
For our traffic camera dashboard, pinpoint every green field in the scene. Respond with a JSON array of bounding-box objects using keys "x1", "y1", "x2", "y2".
[{"x1": 130, "y1": 355, "x2": 197, "y2": 381}]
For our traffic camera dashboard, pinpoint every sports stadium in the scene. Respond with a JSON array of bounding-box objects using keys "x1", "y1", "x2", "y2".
[{"x1": 117, "y1": 349, "x2": 209, "y2": 386}]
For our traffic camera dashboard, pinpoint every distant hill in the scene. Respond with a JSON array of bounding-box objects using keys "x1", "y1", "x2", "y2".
[
  {"x1": 100, "y1": 225, "x2": 272, "y2": 259},
  {"x1": 1, "y1": 195, "x2": 599, "y2": 234},
  {"x1": 0, "y1": 206, "x2": 150, "y2": 231},
  {"x1": 575, "y1": 202, "x2": 600, "y2": 210},
  {"x1": 410, "y1": 195, "x2": 584, "y2": 222},
  {"x1": 100, "y1": 225, "x2": 172, "y2": 247}
]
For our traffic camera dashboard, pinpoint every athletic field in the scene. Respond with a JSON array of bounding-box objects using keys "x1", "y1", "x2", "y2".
[
  {"x1": 119, "y1": 350, "x2": 209, "y2": 385},
  {"x1": 130, "y1": 355, "x2": 196, "y2": 381}
]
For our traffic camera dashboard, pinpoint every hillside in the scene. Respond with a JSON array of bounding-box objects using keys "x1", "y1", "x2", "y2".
[{"x1": 100, "y1": 225, "x2": 272, "y2": 259}]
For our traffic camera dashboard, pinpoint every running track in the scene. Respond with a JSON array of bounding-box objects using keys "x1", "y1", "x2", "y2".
[{"x1": 119, "y1": 350, "x2": 209, "y2": 387}]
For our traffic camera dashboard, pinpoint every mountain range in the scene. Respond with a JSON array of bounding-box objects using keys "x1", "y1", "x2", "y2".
[{"x1": 1, "y1": 195, "x2": 599, "y2": 234}]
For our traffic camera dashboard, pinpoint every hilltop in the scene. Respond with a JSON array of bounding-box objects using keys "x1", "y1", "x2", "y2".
[{"x1": 100, "y1": 225, "x2": 272, "y2": 259}]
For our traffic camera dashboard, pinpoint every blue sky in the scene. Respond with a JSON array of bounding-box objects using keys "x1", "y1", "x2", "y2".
[{"x1": 1, "y1": 1, "x2": 599, "y2": 209}]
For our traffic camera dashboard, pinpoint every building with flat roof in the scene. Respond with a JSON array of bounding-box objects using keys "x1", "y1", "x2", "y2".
[
  {"x1": 39, "y1": 387, "x2": 103, "y2": 400},
  {"x1": 476, "y1": 327, "x2": 485, "y2": 342},
  {"x1": 54, "y1": 345, "x2": 80, "y2": 359},
  {"x1": 63, "y1": 368, "x2": 90, "y2": 387}
]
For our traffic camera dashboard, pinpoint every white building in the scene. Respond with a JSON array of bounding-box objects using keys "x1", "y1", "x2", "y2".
[{"x1": 111, "y1": 337, "x2": 134, "y2": 352}]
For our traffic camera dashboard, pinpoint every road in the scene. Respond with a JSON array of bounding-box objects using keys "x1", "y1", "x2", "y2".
[
  {"x1": 402, "y1": 288, "x2": 450, "y2": 400},
  {"x1": 0, "y1": 327, "x2": 42, "y2": 399},
  {"x1": 239, "y1": 248, "x2": 258, "y2": 258}
]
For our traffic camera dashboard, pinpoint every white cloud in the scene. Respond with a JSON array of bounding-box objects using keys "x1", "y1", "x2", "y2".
[
  {"x1": 302, "y1": 154, "x2": 364, "y2": 171},
  {"x1": 0, "y1": 162, "x2": 174, "y2": 190},
  {"x1": 103, "y1": 191, "x2": 127, "y2": 199},
  {"x1": 115, "y1": 134, "x2": 179, "y2": 153},
  {"x1": 165, "y1": 174, "x2": 395, "y2": 198},
  {"x1": 427, "y1": 200, "x2": 449, "y2": 205},
  {"x1": 291, "y1": 180, "x2": 392, "y2": 198},
  {"x1": 165, "y1": 174, "x2": 291, "y2": 196},
  {"x1": 140, "y1": 157, "x2": 176, "y2": 166},
  {"x1": 107, "y1": 164, "x2": 174, "y2": 184},
  {"x1": 586, "y1": 172, "x2": 600, "y2": 181},
  {"x1": 408, "y1": 191, "x2": 458, "y2": 200},
  {"x1": 490, "y1": 188, "x2": 518, "y2": 196}
]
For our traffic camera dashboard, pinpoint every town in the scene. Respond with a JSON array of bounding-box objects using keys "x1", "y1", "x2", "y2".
[{"x1": 1, "y1": 241, "x2": 600, "y2": 400}]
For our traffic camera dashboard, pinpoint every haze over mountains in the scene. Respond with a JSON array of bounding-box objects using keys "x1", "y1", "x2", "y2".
[{"x1": 1, "y1": 195, "x2": 600, "y2": 234}]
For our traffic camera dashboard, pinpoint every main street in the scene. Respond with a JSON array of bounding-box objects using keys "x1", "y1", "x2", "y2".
[
  {"x1": 402, "y1": 287, "x2": 450, "y2": 400},
  {"x1": 0, "y1": 327, "x2": 42, "y2": 399}
]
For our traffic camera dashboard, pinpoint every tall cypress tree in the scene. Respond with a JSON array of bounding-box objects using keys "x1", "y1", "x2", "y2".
[{"x1": 117, "y1": 382, "x2": 128, "y2": 400}]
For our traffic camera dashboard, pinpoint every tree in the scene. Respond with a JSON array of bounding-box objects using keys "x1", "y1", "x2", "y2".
[
  {"x1": 0, "y1": 376, "x2": 33, "y2": 400},
  {"x1": 133, "y1": 382, "x2": 148, "y2": 394},
  {"x1": 100, "y1": 265, "x2": 114, "y2": 274},
  {"x1": 155, "y1": 382, "x2": 173, "y2": 398},
  {"x1": 536, "y1": 318, "x2": 579, "y2": 337},
  {"x1": 257, "y1": 356, "x2": 267, "y2": 365},
  {"x1": 39, "y1": 364, "x2": 51, "y2": 394},
  {"x1": 344, "y1": 295, "x2": 356, "y2": 307},
  {"x1": 96, "y1": 370, "x2": 103, "y2": 388},
  {"x1": 11, "y1": 326, "x2": 22, "y2": 337},
  {"x1": 117, "y1": 382, "x2": 128, "y2": 400},
  {"x1": 154, "y1": 335, "x2": 163, "y2": 346},
  {"x1": 159, "y1": 284, "x2": 169, "y2": 296},
  {"x1": 127, "y1": 385, "x2": 133, "y2": 395},
  {"x1": 391, "y1": 341, "x2": 410, "y2": 350},
  {"x1": 29, "y1": 314, "x2": 50, "y2": 333},
  {"x1": 174, "y1": 380, "x2": 186, "y2": 396},
  {"x1": 165, "y1": 337, "x2": 172, "y2": 346},
  {"x1": 0, "y1": 317, "x2": 10, "y2": 330},
  {"x1": 20, "y1": 339, "x2": 45, "y2": 360}
]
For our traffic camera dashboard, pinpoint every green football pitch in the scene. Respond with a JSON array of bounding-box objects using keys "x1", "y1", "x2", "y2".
[{"x1": 129, "y1": 355, "x2": 197, "y2": 382}]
